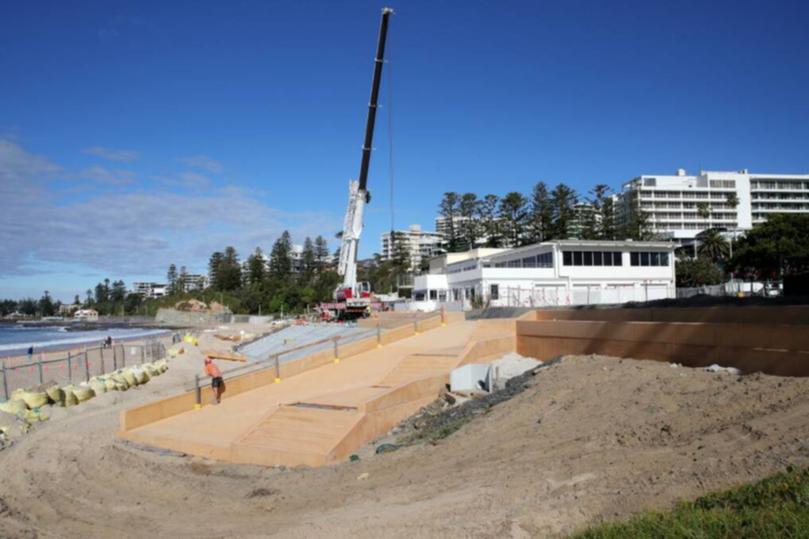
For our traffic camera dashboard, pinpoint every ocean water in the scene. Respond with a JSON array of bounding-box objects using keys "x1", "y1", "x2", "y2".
[{"x1": 0, "y1": 325, "x2": 170, "y2": 356}]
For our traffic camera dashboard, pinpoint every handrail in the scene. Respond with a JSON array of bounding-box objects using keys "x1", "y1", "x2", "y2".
[{"x1": 190, "y1": 326, "x2": 385, "y2": 401}]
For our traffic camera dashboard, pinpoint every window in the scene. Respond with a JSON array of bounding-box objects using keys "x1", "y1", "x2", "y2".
[
  {"x1": 429, "y1": 290, "x2": 437, "y2": 300},
  {"x1": 522, "y1": 256, "x2": 537, "y2": 268},
  {"x1": 490, "y1": 284, "x2": 499, "y2": 300},
  {"x1": 630, "y1": 251, "x2": 670, "y2": 266},
  {"x1": 562, "y1": 251, "x2": 623, "y2": 267},
  {"x1": 537, "y1": 252, "x2": 553, "y2": 267}
]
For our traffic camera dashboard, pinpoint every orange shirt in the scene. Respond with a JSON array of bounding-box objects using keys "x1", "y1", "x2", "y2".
[{"x1": 204, "y1": 362, "x2": 221, "y2": 378}]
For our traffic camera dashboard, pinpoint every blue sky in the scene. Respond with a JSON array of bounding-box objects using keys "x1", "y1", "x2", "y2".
[{"x1": 1, "y1": 0, "x2": 808, "y2": 301}]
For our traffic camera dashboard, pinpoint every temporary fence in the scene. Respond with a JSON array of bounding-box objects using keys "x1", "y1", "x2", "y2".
[
  {"x1": 486, "y1": 285, "x2": 676, "y2": 309},
  {"x1": 675, "y1": 281, "x2": 774, "y2": 299},
  {"x1": 1, "y1": 340, "x2": 167, "y2": 401}
]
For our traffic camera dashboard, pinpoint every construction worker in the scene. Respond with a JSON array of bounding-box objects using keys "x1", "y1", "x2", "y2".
[{"x1": 203, "y1": 356, "x2": 224, "y2": 404}]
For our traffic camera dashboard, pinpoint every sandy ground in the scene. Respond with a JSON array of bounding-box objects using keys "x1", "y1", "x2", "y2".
[{"x1": 1, "y1": 351, "x2": 809, "y2": 538}]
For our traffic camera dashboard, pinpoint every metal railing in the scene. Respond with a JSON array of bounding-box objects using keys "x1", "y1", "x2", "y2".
[
  {"x1": 1, "y1": 340, "x2": 167, "y2": 401},
  {"x1": 191, "y1": 325, "x2": 392, "y2": 406}
]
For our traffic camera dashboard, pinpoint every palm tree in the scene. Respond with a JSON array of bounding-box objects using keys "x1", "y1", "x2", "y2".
[{"x1": 697, "y1": 229, "x2": 729, "y2": 263}]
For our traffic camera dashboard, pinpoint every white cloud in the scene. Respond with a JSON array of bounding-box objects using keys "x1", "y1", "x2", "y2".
[
  {"x1": 0, "y1": 139, "x2": 339, "y2": 279},
  {"x1": 177, "y1": 155, "x2": 224, "y2": 173},
  {"x1": 78, "y1": 165, "x2": 136, "y2": 185},
  {"x1": 82, "y1": 146, "x2": 140, "y2": 162}
]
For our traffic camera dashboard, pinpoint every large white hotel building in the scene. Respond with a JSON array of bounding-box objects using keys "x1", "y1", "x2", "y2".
[{"x1": 616, "y1": 169, "x2": 809, "y2": 241}]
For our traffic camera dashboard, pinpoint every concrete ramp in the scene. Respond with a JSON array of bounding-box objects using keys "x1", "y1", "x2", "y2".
[
  {"x1": 119, "y1": 319, "x2": 517, "y2": 467},
  {"x1": 232, "y1": 405, "x2": 363, "y2": 467},
  {"x1": 379, "y1": 353, "x2": 462, "y2": 387}
]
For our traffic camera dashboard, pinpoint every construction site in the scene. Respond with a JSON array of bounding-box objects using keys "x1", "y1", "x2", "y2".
[
  {"x1": 1, "y1": 304, "x2": 809, "y2": 537},
  {"x1": 1, "y1": 5, "x2": 808, "y2": 538}
]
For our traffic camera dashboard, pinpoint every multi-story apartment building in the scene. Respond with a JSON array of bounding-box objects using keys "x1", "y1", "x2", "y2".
[
  {"x1": 380, "y1": 224, "x2": 444, "y2": 271},
  {"x1": 132, "y1": 282, "x2": 168, "y2": 299},
  {"x1": 180, "y1": 273, "x2": 207, "y2": 292},
  {"x1": 616, "y1": 169, "x2": 809, "y2": 241}
]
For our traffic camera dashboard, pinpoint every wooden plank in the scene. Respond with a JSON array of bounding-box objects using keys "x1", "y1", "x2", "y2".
[{"x1": 202, "y1": 350, "x2": 249, "y2": 362}]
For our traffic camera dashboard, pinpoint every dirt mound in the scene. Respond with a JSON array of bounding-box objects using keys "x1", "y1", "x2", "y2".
[{"x1": 2, "y1": 355, "x2": 809, "y2": 537}]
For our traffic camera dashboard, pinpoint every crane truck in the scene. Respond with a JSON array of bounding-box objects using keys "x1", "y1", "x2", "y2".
[{"x1": 320, "y1": 7, "x2": 393, "y2": 321}]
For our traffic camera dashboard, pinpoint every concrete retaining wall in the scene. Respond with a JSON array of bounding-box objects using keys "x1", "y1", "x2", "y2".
[
  {"x1": 517, "y1": 318, "x2": 809, "y2": 377},
  {"x1": 532, "y1": 305, "x2": 809, "y2": 325}
]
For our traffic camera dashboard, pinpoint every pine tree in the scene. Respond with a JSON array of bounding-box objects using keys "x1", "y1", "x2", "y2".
[
  {"x1": 269, "y1": 231, "x2": 293, "y2": 279},
  {"x1": 530, "y1": 181, "x2": 553, "y2": 242},
  {"x1": 219, "y1": 247, "x2": 242, "y2": 291},
  {"x1": 498, "y1": 192, "x2": 529, "y2": 247},
  {"x1": 314, "y1": 235, "x2": 330, "y2": 270},
  {"x1": 302, "y1": 237, "x2": 316, "y2": 276},
  {"x1": 246, "y1": 247, "x2": 266, "y2": 285},
  {"x1": 549, "y1": 183, "x2": 578, "y2": 239},
  {"x1": 458, "y1": 193, "x2": 480, "y2": 250},
  {"x1": 477, "y1": 194, "x2": 501, "y2": 247},
  {"x1": 438, "y1": 192, "x2": 461, "y2": 252},
  {"x1": 167, "y1": 264, "x2": 178, "y2": 294},
  {"x1": 208, "y1": 252, "x2": 224, "y2": 289}
]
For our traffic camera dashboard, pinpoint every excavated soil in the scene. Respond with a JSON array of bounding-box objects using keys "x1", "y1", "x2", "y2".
[{"x1": 2, "y1": 354, "x2": 809, "y2": 538}]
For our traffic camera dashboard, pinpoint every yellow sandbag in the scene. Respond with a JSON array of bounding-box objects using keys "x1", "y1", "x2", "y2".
[
  {"x1": 122, "y1": 369, "x2": 137, "y2": 387},
  {"x1": 45, "y1": 385, "x2": 65, "y2": 406},
  {"x1": 22, "y1": 408, "x2": 48, "y2": 423},
  {"x1": 89, "y1": 380, "x2": 107, "y2": 395},
  {"x1": 131, "y1": 368, "x2": 149, "y2": 385},
  {"x1": 153, "y1": 359, "x2": 168, "y2": 373},
  {"x1": 0, "y1": 400, "x2": 27, "y2": 415},
  {"x1": 104, "y1": 378, "x2": 118, "y2": 391},
  {"x1": 63, "y1": 386, "x2": 79, "y2": 407},
  {"x1": 144, "y1": 364, "x2": 159, "y2": 377},
  {"x1": 19, "y1": 390, "x2": 49, "y2": 409},
  {"x1": 115, "y1": 382, "x2": 128, "y2": 391},
  {"x1": 111, "y1": 373, "x2": 130, "y2": 390},
  {"x1": 73, "y1": 384, "x2": 94, "y2": 402}
]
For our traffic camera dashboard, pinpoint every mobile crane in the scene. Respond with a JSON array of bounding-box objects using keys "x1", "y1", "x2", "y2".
[{"x1": 321, "y1": 7, "x2": 393, "y2": 320}]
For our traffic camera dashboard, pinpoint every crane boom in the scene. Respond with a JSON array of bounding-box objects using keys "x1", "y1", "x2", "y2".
[{"x1": 336, "y1": 7, "x2": 393, "y2": 306}]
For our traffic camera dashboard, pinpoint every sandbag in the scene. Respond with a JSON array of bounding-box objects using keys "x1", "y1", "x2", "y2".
[
  {"x1": 0, "y1": 400, "x2": 27, "y2": 415},
  {"x1": 143, "y1": 364, "x2": 159, "y2": 377},
  {"x1": 122, "y1": 369, "x2": 137, "y2": 387},
  {"x1": 89, "y1": 380, "x2": 107, "y2": 395},
  {"x1": 45, "y1": 385, "x2": 65, "y2": 406},
  {"x1": 104, "y1": 378, "x2": 118, "y2": 391},
  {"x1": 73, "y1": 384, "x2": 95, "y2": 402},
  {"x1": 62, "y1": 386, "x2": 79, "y2": 407},
  {"x1": 153, "y1": 359, "x2": 168, "y2": 373},
  {"x1": 18, "y1": 390, "x2": 49, "y2": 409},
  {"x1": 131, "y1": 367, "x2": 149, "y2": 385},
  {"x1": 111, "y1": 373, "x2": 130, "y2": 390},
  {"x1": 22, "y1": 408, "x2": 48, "y2": 423}
]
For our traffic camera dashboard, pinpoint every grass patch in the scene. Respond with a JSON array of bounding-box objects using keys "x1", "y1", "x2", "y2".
[{"x1": 573, "y1": 467, "x2": 809, "y2": 538}]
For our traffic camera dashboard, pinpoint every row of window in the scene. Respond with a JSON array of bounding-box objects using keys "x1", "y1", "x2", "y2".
[
  {"x1": 651, "y1": 222, "x2": 738, "y2": 230},
  {"x1": 562, "y1": 251, "x2": 623, "y2": 267},
  {"x1": 630, "y1": 252, "x2": 669, "y2": 266},
  {"x1": 492, "y1": 252, "x2": 553, "y2": 269},
  {"x1": 751, "y1": 181, "x2": 809, "y2": 190}
]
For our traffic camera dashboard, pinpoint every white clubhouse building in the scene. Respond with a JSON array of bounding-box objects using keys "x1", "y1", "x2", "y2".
[{"x1": 412, "y1": 239, "x2": 676, "y2": 310}]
